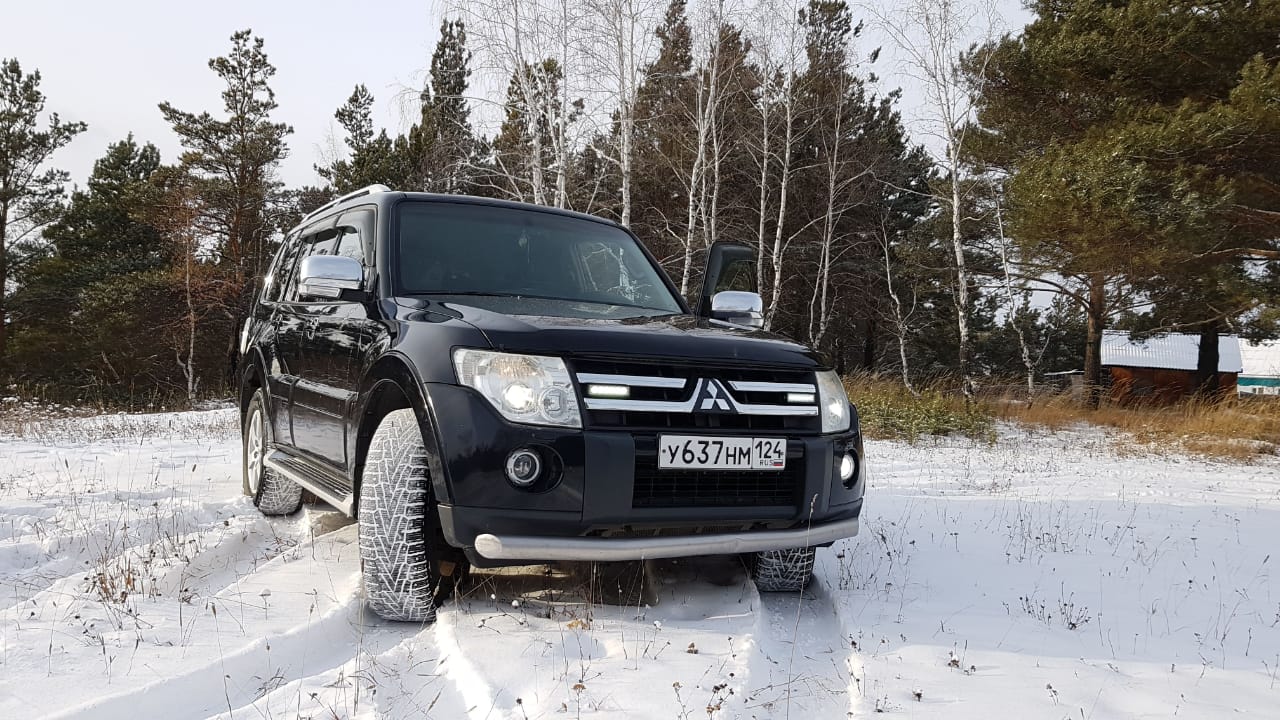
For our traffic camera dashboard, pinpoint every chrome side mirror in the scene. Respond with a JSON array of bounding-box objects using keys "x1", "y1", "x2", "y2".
[
  {"x1": 298, "y1": 255, "x2": 363, "y2": 300},
  {"x1": 710, "y1": 290, "x2": 764, "y2": 330}
]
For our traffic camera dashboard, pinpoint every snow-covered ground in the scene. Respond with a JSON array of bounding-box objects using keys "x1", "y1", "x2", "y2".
[{"x1": 1, "y1": 409, "x2": 1277, "y2": 718}]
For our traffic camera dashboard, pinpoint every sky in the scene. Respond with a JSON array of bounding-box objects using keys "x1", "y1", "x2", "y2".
[
  {"x1": 5, "y1": 0, "x2": 1031, "y2": 191},
  {"x1": 5, "y1": 0, "x2": 443, "y2": 189}
]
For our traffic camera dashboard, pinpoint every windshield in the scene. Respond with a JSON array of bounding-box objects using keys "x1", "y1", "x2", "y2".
[{"x1": 396, "y1": 201, "x2": 684, "y2": 318}]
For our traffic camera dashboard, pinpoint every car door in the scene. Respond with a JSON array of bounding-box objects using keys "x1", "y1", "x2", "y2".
[
  {"x1": 278, "y1": 223, "x2": 342, "y2": 465},
  {"x1": 260, "y1": 230, "x2": 306, "y2": 447},
  {"x1": 305, "y1": 206, "x2": 381, "y2": 477}
]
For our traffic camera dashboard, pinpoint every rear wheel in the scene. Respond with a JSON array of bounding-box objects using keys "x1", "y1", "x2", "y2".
[
  {"x1": 242, "y1": 390, "x2": 303, "y2": 516},
  {"x1": 752, "y1": 547, "x2": 816, "y2": 592},
  {"x1": 358, "y1": 408, "x2": 441, "y2": 622}
]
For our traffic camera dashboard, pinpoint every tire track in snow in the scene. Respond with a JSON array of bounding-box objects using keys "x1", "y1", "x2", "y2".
[
  {"x1": 199, "y1": 620, "x2": 472, "y2": 720},
  {"x1": 422, "y1": 556, "x2": 858, "y2": 719},
  {"x1": 8, "y1": 522, "x2": 366, "y2": 719},
  {"x1": 746, "y1": 574, "x2": 856, "y2": 717}
]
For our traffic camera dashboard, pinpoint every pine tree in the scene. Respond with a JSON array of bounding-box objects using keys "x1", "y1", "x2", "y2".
[
  {"x1": 12, "y1": 137, "x2": 163, "y2": 332},
  {"x1": 158, "y1": 29, "x2": 292, "y2": 390},
  {"x1": 630, "y1": 0, "x2": 697, "y2": 278},
  {"x1": 0, "y1": 58, "x2": 85, "y2": 363},
  {"x1": 159, "y1": 30, "x2": 291, "y2": 287},
  {"x1": 968, "y1": 0, "x2": 1280, "y2": 399},
  {"x1": 317, "y1": 85, "x2": 402, "y2": 193},
  {"x1": 429, "y1": 19, "x2": 477, "y2": 193}
]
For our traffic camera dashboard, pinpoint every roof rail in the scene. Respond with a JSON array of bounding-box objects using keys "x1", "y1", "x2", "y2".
[{"x1": 298, "y1": 184, "x2": 392, "y2": 227}]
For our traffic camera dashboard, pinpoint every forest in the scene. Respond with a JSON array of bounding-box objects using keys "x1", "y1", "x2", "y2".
[{"x1": 1, "y1": 0, "x2": 1277, "y2": 408}]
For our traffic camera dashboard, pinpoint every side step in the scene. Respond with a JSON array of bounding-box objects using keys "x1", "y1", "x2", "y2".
[{"x1": 265, "y1": 449, "x2": 355, "y2": 516}]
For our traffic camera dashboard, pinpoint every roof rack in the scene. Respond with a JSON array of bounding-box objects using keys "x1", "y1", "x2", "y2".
[{"x1": 298, "y1": 184, "x2": 392, "y2": 227}]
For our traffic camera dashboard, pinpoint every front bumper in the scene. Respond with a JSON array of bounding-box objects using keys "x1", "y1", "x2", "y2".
[
  {"x1": 421, "y1": 382, "x2": 866, "y2": 564},
  {"x1": 472, "y1": 515, "x2": 860, "y2": 561}
]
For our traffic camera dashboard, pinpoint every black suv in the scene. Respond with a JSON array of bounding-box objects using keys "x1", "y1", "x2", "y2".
[{"x1": 239, "y1": 185, "x2": 864, "y2": 621}]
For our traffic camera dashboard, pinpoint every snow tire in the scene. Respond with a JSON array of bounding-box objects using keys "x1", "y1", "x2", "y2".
[
  {"x1": 242, "y1": 389, "x2": 303, "y2": 516},
  {"x1": 358, "y1": 408, "x2": 439, "y2": 623},
  {"x1": 752, "y1": 546, "x2": 816, "y2": 593}
]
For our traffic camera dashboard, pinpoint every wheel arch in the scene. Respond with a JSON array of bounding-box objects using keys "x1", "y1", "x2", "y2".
[
  {"x1": 238, "y1": 348, "x2": 269, "y2": 424},
  {"x1": 351, "y1": 353, "x2": 451, "y2": 506}
]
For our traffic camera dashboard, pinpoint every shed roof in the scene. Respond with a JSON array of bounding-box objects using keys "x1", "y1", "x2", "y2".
[
  {"x1": 1240, "y1": 340, "x2": 1280, "y2": 378},
  {"x1": 1101, "y1": 331, "x2": 1243, "y2": 373}
]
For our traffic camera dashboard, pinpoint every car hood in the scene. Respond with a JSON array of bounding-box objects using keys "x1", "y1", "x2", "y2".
[{"x1": 394, "y1": 297, "x2": 825, "y2": 369}]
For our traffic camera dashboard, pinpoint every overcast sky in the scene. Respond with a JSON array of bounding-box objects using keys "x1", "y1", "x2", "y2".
[{"x1": 6, "y1": 0, "x2": 1030, "y2": 191}]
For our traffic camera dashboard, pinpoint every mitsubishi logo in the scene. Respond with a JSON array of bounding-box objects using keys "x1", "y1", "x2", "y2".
[{"x1": 696, "y1": 379, "x2": 736, "y2": 413}]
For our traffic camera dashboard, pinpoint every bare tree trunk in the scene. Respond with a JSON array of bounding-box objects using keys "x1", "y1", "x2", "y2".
[
  {"x1": 680, "y1": 30, "x2": 718, "y2": 296},
  {"x1": 755, "y1": 87, "x2": 771, "y2": 294},
  {"x1": 583, "y1": 0, "x2": 657, "y2": 226},
  {"x1": 179, "y1": 230, "x2": 198, "y2": 406},
  {"x1": 764, "y1": 74, "x2": 795, "y2": 330},
  {"x1": 680, "y1": 100, "x2": 706, "y2": 295},
  {"x1": 810, "y1": 76, "x2": 845, "y2": 349},
  {"x1": 618, "y1": 22, "x2": 634, "y2": 226},
  {"x1": 506, "y1": 1, "x2": 547, "y2": 206},
  {"x1": 1083, "y1": 273, "x2": 1106, "y2": 409},
  {"x1": 878, "y1": 219, "x2": 916, "y2": 394},
  {"x1": 0, "y1": 200, "x2": 8, "y2": 362},
  {"x1": 949, "y1": 148, "x2": 973, "y2": 398},
  {"x1": 554, "y1": 0, "x2": 571, "y2": 208},
  {"x1": 996, "y1": 204, "x2": 1035, "y2": 395}
]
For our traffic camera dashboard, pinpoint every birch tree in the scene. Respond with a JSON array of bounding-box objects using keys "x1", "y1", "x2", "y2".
[
  {"x1": 994, "y1": 201, "x2": 1036, "y2": 394},
  {"x1": 582, "y1": 0, "x2": 662, "y2": 225},
  {"x1": 746, "y1": 0, "x2": 806, "y2": 329},
  {"x1": 877, "y1": 215, "x2": 918, "y2": 392},
  {"x1": 868, "y1": 0, "x2": 1000, "y2": 397},
  {"x1": 455, "y1": 0, "x2": 586, "y2": 208}
]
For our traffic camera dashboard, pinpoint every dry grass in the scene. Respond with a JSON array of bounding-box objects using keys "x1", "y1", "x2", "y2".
[
  {"x1": 846, "y1": 374, "x2": 995, "y2": 443},
  {"x1": 847, "y1": 373, "x2": 1278, "y2": 461},
  {"x1": 998, "y1": 393, "x2": 1280, "y2": 461}
]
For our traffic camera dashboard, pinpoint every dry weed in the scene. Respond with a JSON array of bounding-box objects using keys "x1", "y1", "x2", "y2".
[{"x1": 1000, "y1": 393, "x2": 1280, "y2": 461}]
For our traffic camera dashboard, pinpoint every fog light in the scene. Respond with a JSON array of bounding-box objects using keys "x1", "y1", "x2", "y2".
[
  {"x1": 839, "y1": 453, "x2": 856, "y2": 483},
  {"x1": 505, "y1": 448, "x2": 542, "y2": 487}
]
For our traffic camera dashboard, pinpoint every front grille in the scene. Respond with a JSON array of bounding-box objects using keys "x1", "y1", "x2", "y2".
[
  {"x1": 631, "y1": 437, "x2": 803, "y2": 508},
  {"x1": 572, "y1": 357, "x2": 820, "y2": 432}
]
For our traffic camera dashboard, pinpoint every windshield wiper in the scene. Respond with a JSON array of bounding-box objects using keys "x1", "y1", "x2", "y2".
[
  {"x1": 410, "y1": 291, "x2": 677, "y2": 313},
  {"x1": 412, "y1": 291, "x2": 581, "y2": 303}
]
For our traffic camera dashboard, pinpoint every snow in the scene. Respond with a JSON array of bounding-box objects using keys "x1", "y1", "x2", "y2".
[
  {"x1": 1241, "y1": 340, "x2": 1280, "y2": 379},
  {"x1": 1, "y1": 409, "x2": 1277, "y2": 718}
]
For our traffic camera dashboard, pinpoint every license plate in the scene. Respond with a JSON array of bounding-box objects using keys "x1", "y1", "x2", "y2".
[{"x1": 657, "y1": 435, "x2": 787, "y2": 470}]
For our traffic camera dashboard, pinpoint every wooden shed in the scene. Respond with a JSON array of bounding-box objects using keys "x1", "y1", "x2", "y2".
[{"x1": 1101, "y1": 331, "x2": 1242, "y2": 405}]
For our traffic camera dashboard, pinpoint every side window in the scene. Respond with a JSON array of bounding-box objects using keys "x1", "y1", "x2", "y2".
[
  {"x1": 334, "y1": 229, "x2": 362, "y2": 263},
  {"x1": 282, "y1": 229, "x2": 338, "y2": 302},
  {"x1": 262, "y1": 232, "x2": 301, "y2": 303},
  {"x1": 334, "y1": 208, "x2": 375, "y2": 266}
]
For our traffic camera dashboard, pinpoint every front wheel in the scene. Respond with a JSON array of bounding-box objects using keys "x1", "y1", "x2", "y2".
[
  {"x1": 752, "y1": 547, "x2": 816, "y2": 592},
  {"x1": 242, "y1": 389, "x2": 303, "y2": 516},
  {"x1": 358, "y1": 408, "x2": 441, "y2": 622}
]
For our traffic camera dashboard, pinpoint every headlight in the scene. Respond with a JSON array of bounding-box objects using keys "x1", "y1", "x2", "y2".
[
  {"x1": 453, "y1": 349, "x2": 582, "y2": 428},
  {"x1": 816, "y1": 370, "x2": 851, "y2": 433}
]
